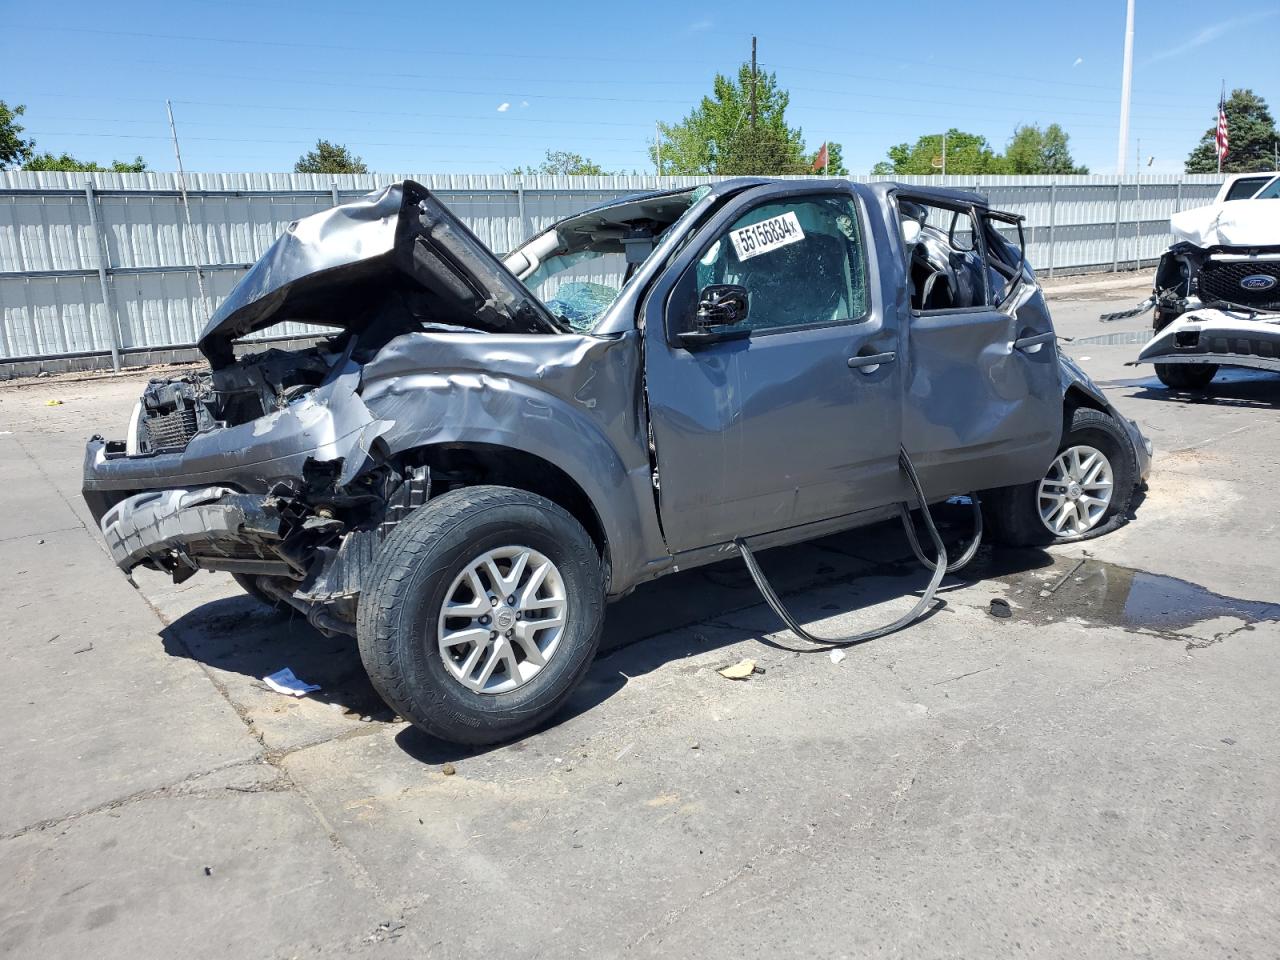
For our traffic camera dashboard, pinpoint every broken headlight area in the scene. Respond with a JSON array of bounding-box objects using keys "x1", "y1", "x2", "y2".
[
  {"x1": 131, "y1": 344, "x2": 345, "y2": 454},
  {"x1": 101, "y1": 458, "x2": 430, "y2": 636}
]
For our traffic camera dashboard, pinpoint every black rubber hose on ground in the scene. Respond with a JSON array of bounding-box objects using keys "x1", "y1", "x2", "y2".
[{"x1": 733, "y1": 446, "x2": 981, "y2": 650}]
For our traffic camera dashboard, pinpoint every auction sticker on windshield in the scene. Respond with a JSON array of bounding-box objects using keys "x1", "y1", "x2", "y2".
[{"x1": 730, "y1": 211, "x2": 805, "y2": 262}]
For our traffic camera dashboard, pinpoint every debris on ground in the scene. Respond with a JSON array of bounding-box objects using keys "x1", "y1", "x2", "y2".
[
  {"x1": 45, "y1": 399, "x2": 63, "y2": 406},
  {"x1": 989, "y1": 598, "x2": 1012, "y2": 619},
  {"x1": 830, "y1": 649, "x2": 847, "y2": 664},
  {"x1": 441, "y1": 763, "x2": 457, "y2": 776},
  {"x1": 363, "y1": 920, "x2": 406, "y2": 944},
  {"x1": 263, "y1": 667, "x2": 321, "y2": 697},
  {"x1": 718, "y1": 658, "x2": 758, "y2": 680}
]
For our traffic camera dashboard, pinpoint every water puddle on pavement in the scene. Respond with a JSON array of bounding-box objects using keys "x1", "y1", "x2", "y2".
[{"x1": 991, "y1": 553, "x2": 1280, "y2": 638}]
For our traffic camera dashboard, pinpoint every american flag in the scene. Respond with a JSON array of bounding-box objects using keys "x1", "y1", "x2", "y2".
[{"x1": 1216, "y1": 89, "x2": 1229, "y2": 170}]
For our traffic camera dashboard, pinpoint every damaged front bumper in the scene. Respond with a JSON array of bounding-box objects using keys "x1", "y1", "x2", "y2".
[
  {"x1": 1134, "y1": 307, "x2": 1280, "y2": 374},
  {"x1": 99, "y1": 487, "x2": 295, "y2": 579},
  {"x1": 81, "y1": 356, "x2": 422, "y2": 635}
]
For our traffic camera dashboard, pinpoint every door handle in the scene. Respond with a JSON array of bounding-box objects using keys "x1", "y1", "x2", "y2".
[
  {"x1": 847, "y1": 351, "x2": 897, "y2": 373},
  {"x1": 1013, "y1": 331, "x2": 1056, "y2": 353}
]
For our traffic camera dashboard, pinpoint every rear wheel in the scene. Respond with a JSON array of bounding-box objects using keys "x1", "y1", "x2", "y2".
[
  {"x1": 1155, "y1": 362, "x2": 1217, "y2": 390},
  {"x1": 356, "y1": 485, "x2": 605, "y2": 745},
  {"x1": 986, "y1": 407, "x2": 1137, "y2": 546}
]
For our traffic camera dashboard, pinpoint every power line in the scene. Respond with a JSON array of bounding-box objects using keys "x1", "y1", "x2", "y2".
[{"x1": 7, "y1": 23, "x2": 698, "y2": 66}]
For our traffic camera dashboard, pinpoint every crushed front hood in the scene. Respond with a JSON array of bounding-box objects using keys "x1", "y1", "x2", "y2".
[
  {"x1": 1170, "y1": 200, "x2": 1280, "y2": 248},
  {"x1": 198, "y1": 180, "x2": 558, "y2": 367}
]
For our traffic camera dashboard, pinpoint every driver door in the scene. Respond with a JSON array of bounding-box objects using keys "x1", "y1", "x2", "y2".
[{"x1": 642, "y1": 186, "x2": 904, "y2": 554}]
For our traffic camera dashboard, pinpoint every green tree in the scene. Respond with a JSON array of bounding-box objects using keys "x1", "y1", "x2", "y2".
[
  {"x1": 512, "y1": 149, "x2": 609, "y2": 175},
  {"x1": 24, "y1": 152, "x2": 146, "y2": 172},
  {"x1": 294, "y1": 140, "x2": 368, "y2": 174},
  {"x1": 1003, "y1": 124, "x2": 1088, "y2": 174},
  {"x1": 1185, "y1": 88, "x2": 1278, "y2": 173},
  {"x1": 1, "y1": 100, "x2": 36, "y2": 169},
  {"x1": 878, "y1": 129, "x2": 1005, "y2": 175},
  {"x1": 650, "y1": 64, "x2": 808, "y2": 176},
  {"x1": 808, "y1": 141, "x2": 848, "y2": 176}
]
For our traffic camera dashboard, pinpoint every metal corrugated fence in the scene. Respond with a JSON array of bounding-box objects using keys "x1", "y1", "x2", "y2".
[{"x1": 0, "y1": 171, "x2": 1225, "y2": 365}]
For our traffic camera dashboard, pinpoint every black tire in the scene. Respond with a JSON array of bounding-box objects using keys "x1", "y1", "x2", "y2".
[
  {"x1": 356, "y1": 485, "x2": 605, "y2": 745},
  {"x1": 985, "y1": 406, "x2": 1138, "y2": 546},
  {"x1": 232, "y1": 572, "x2": 281, "y2": 609},
  {"x1": 1155, "y1": 362, "x2": 1217, "y2": 390}
]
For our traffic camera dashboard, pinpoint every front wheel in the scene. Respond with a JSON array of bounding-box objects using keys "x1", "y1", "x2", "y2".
[
  {"x1": 985, "y1": 407, "x2": 1138, "y2": 546},
  {"x1": 356, "y1": 485, "x2": 605, "y2": 745},
  {"x1": 1155, "y1": 362, "x2": 1217, "y2": 390}
]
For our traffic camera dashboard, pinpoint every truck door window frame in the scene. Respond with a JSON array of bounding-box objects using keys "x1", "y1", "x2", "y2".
[
  {"x1": 896, "y1": 194, "x2": 992, "y2": 316},
  {"x1": 897, "y1": 193, "x2": 1028, "y2": 315},
  {"x1": 665, "y1": 188, "x2": 874, "y2": 346}
]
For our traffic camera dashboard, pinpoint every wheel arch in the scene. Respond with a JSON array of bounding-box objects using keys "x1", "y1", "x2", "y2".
[{"x1": 393, "y1": 441, "x2": 613, "y2": 591}]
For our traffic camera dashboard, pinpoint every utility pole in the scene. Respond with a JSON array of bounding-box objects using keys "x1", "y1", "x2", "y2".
[
  {"x1": 1116, "y1": 0, "x2": 1135, "y2": 177},
  {"x1": 655, "y1": 122, "x2": 662, "y2": 177},
  {"x1": 749, "y1": 36, "x2": 758, "y2": 131}
]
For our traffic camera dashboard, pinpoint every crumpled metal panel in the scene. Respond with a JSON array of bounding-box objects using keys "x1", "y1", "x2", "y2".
[
  {"x1": 1171, "y1": 200, "x2": 1280, "y2": 248},
  {"x1": 82, "y1": 359, "x2": 390, "y2": 497},
  {"x1": 1137, "y1": 308, "x2": 1280, "y2": 372},
  {"x1": 98, "y1": 486, "x2": 283, "y2": 573},
  {"x1": 360, "y1": 328, "x2": 669, "y2": 595},
  {"x1": 196, "y1": 180, "x2": 556, "y2": 365}
]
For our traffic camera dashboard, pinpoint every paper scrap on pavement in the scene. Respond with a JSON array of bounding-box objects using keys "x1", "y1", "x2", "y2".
[
  {"x1": 830, "y1": 649, "x2": 846, "y2": 664},
  {"x1": 263, "y1": 667, "x2": 321, "y2": 697},
  {"x1": 717, "y1": 658, "x2": 757, "y2": 680}
]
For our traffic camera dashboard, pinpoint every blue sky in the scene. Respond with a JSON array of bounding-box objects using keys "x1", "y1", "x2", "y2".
[{"x1": 1, "y1": 0, "x2": 1276, "y2": 175}]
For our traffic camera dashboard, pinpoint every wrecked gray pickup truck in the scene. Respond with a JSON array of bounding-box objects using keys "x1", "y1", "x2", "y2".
[{"x1": 83, "y1": 178, "x2": 1151, "y2": 744}]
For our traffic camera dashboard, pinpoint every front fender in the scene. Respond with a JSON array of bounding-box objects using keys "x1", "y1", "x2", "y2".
[{"x1": 359, "y1": 330, "x2": 671, "y2": 595}]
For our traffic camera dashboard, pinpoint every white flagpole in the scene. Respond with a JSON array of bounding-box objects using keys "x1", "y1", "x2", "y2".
[{"x1": 1116, "y1": 0, "x2": 1135, "y2": 177}]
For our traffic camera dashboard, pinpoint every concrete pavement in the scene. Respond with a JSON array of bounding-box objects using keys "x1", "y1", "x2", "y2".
[{"x1": 1, "y1": 289, "x2": 1277, "y2": 959}]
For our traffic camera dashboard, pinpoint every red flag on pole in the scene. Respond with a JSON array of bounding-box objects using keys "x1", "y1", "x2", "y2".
[
  {"x1": 812, "y1": 142, "x2": 829, "y2": 173},
  {"x1": 1216, "y1": 86, "x2": 1229, "y2": 171}
]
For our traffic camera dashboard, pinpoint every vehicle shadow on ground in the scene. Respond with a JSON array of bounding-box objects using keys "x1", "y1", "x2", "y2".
[
  {"x1": 159, "y1": 509, "x2": 1058, "y2": 764},
  {"x1": 1115, "y1": 370, "x2": 1280, "y2": 409},
  {"x1": 396, "y1": 513, "x2": 1059, "y2": 763}
]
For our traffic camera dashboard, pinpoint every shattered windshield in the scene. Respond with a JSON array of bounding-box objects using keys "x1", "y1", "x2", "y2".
[
  {"x1": 523, "y1": 250, "x2": 627, "y2": 333},
  {"x1": 515, "y1": 186, "x2": 713, "y2": 333}
]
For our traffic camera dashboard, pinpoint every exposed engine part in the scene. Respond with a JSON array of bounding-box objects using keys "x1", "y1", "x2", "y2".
[
  {"x1": 137, "y1": 375, "x2": 217, "y2": 452},
  {"x1": 209, "y1": 346, "x2": 337, "y2": 426}
]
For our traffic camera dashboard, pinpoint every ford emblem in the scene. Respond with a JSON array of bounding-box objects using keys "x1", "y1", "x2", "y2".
[{"x1": 1240, "y1": 274, "x2": 1277, "y2": 291}]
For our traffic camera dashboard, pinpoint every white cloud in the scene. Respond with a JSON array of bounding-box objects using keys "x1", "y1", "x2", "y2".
[
  {"x1": 520, "y1": 100, "x2": 529, "y2": 108},
  {"x1": 497, "y1": 102, "x2": 511, "y2": 112},
  {"x1": 1144, "y1": 10, "x2": 1277, "y2": 65},
  {"x1": 1072, "y1": 56, "x2": 1084, "y2": 67},
  {"x1": 686, "y1": 18, "x2": 712, "y2": 33}
]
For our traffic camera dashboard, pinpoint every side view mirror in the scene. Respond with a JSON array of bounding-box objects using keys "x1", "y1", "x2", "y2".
[{"x1": 679, "y1": 284, "x2": 751, "y2": 348}]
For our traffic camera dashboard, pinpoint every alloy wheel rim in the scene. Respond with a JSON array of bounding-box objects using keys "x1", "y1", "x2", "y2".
[
  {"x1": 437, "y1": 545, "x2": 567, "y2": 695},
  {"x1": 1038, "y1": 444, "x2": 1114, "y2": 537}
]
